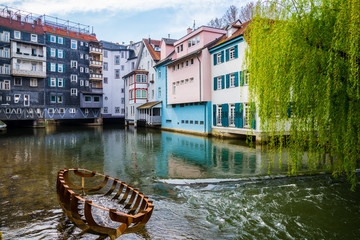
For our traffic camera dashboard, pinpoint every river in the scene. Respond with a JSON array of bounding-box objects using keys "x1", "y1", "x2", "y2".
[{"x1": 0, "y1": 125, "x2": 359, "y2": 239}]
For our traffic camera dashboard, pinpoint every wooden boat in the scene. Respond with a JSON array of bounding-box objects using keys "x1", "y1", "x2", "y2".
[{"x1": 56, "y1": 168, "x2": 154, "y2": 239}]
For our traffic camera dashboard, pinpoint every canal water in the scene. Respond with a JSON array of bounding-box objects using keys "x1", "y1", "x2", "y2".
[{"x1": 0, "y1": 126, "x2": 359, "y2": 239}]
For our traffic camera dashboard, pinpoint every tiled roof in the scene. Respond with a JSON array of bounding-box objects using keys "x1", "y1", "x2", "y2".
[
  {"x1": 122, "y1": 69, "x2": 148, "y2": 79},
  {"x1": 137, "y1": 101, "x2": 162, "y2": 109},
  {"x1": 143, "y1": 38, "x2": 161, "y2": 61},
  {"x1": 154, "y1": 50, "x2": 175, "y2": 67},
  {"x1": 163, "y1": 38, "x2": 177, "y2": 46},
  {"x1": 0, "y1": 16, "x2": 44, "y2": 34},
  {"x1": 211, "y1": 20, "x2": 251, "y2": 48},
  {"x1": 44, "y1": 25, "x2": 97, "y2": 41}
]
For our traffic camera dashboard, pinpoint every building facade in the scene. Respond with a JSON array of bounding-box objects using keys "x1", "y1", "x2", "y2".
[{"x1": 163, "y1": 26, "x2": 226, "y2": 134}]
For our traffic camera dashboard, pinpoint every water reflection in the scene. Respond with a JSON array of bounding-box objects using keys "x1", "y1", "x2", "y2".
[{"x1": 0, "y1": 126, "x2": 359, "y2": 240}]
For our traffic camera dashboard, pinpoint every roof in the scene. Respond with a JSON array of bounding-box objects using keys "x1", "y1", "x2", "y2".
[
  {"x1": 162, "y1": 38, "x2": 177, "y2": 46},
  {"x1": 44, "y1": 25, "x2": 97, "y2": 41},
  {"x1": 101, "y1": 40, "x2": 127, "y2": 50},
  {"x1": 154, "y1": 50, "x2": 175, "y2": 68},
  {"x1": 137, "y1": 101, "x2": 162, "y2": 109},
  {"x1": 0, "y1": 16, "x2": 44, "y2": 34},
  {"x1": 80, "y1": 91, "x2": 103, "y2": 95},
  {"x1": 143, "y1": 38, "x2": 161, "y2": 61},
  {"x1": 122, "y1": 69, "x2": 148, "y2": 79},
  {"x1": 210, "y1": 20, "x2": 251, "y2": 48}
]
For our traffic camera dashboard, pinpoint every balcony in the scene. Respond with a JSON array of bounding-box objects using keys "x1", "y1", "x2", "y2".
[
  {"x1": 90, "y1": 60, "x2": 102, "y2": 68},
  {"x1": 12, "y1": 69, "x2": 46, "y2": 78},
  {"x1": 90, "y1": 73, "x2": 103, "y2": 80},
  {"x1": 90, "y1": 47, "x2": 102, "y2": 55},
  {"x1": 91, "y1": 81, "x2": 103, "y2": 89},
  {"x1": 11, "y1": 51, "x2": 46, "y2": 62}
]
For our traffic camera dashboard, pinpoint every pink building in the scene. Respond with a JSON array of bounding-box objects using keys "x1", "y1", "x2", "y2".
[{"x1": 167, "y1": 27, "x2": 226, "y2": 104}]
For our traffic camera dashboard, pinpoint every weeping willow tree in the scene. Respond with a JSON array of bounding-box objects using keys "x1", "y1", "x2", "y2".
[{"x1": 246, "y1": 0, "x2": 360, "y2": 189}]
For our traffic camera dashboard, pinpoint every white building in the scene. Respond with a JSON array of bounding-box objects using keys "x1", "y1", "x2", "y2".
[{"x1": 101, "y1": 41, "x2": 136, "y2": 123}]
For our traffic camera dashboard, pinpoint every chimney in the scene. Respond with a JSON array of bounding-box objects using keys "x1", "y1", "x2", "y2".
[
  {"x1": 37, "y1": 18, "x2": 42, "y2": 25},
  {"x1": 16, "y1": 14, "x2": 21, "y2": 21},
  {"x1": 130, "y1": 41, "x2": 133, "y2": 45},
  {"x1": 168, "y1": 34, "x2": 170, "y2": 38},
  {"x1": 148, "y1": 37, "x2": 151, "y2": 44},
  {"x1": 187, "y1": 27, "x2": 192, "y2": 34}
]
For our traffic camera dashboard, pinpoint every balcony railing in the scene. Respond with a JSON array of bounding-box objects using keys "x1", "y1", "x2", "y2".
[
  {"x1": 90, "y1": 47, "x2": 102, "y2": 54},
  {"x1": 12, "y1": 69, "x2": 46, "y2": 78},
  {"x1": 90, "y1": 60, "x2": 102, "y2": 67},
  {"x1": 90, "y1": 73, "x2": 103, "y2": 80},
  {"x1": 11, "y1": 51, "x2": 46, "y2": 62}
]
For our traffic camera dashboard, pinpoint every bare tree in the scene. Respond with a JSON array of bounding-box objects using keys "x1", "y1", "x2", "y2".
[
  {"x1": 208, "y1": 17, "x2": 225, "y2": 29},
  {"x1": 238, "y1": 2, "x2": 255, "y2": 23},
  {"x1": 223, "y1": 5, "x2": 239, "y2": 24}
]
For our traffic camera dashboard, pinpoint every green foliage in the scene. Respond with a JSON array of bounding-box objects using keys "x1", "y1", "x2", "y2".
[{"x1": 246, "y1": 0, "x2": 360, "y2": 189}]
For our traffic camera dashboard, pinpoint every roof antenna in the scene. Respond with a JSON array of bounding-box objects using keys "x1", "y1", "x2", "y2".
[{"x1": 193, "y1": 20, "x2": 196, "y2": 30}]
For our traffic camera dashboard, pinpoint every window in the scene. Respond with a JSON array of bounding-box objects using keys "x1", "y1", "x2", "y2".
[
  {"x1": 50, "y1": 95, "x2": 56, "y2": 103},
  {"x1": 158, "y1": 69, "x2": 161, "y2": 78},
  {"x1": 158, "y1": 87, "x2": 161, "y2": 98},
  {"x1": 104, "y1": 107, "x2": 108, "y2": 113},
  {"x1": 121, "y1": 52, "x2": 124, "y2": 58},
  {"x1": 85, "y1": 54, "x2": 89, "y2": 60},
  {"x1": 50, "y1": 63, "x2": 56, "y2": 72},
  {"x1": 24, "y1": 94, "x2": 30, "y2": 106},
  {"x1": 31, "y1": 34, "x2": 37, "y2": 42},
  {"x1": 217, "y1": 105, "x2": 222, "y2": 125},
  {"x1": 121, "y1": 98, "x2": 124, "y2": 103},
  {"x1": 4, "y1": 64, "x2": 10, "y2": 75},
  {"x1": 85, "y1": 80, "x2": 89, "y2": 86},
  {"x1": 217, "y1": 76, "x2": 222, "y2": 89},
  {"x1": 50, "y1": 48, "x2": 56, "y2": 57},
  {"x1": 173, "y1": 83, "x2": 176, "y2": 94},
  {"x1": 230, "y1": 73, "x2": 235, "y2": 87},
  {"x1": 135, "y1": 74, "x2": 147, "y2": 82},
  {"x1": 80, "y1": 67, "x2": 84, "y2": 73},
  {"x1": 121, "y1": 65, "x2": 124, "y2": 71},
  {"x1": 115, "y1": 55, "x2": 120, "y2": 65},
  {"x1": 31, "y1": 63, "x2": 36, "y2": 71},
  {"x1": 80, "y1": 41, "x2": 84, "y2": 46},
  {"x1": 71, "y1": 75, "x2": 78, "y2": 82},
  {"x1": 103, "y1": 62, "x2": 108, "y2": 71},
  {"x1": 85, "y1": 42, "x2": 88, "y2": 47},
  {"x1": 103, "y1": 50, "x2": 108, "y2": 58},
  {"x1": 245, "y1": 103, "x2": 251, "y2": 127},
  {"x1": 136, "y1": 89, "x2": 147, "y2": 98},
  {"x1": 217, "y1": 53, "x2": 222, "y2": 64},
  {"x1": 80, "y1": 80, "x2": 84, "y2": 86},
  {"x1": 69, "y1": 108, "x2": 76, "y2": 114},
  {"x1": 32, "y1": 48, "x2": 37, "y2": 56},
  {"x1": 244, "y1": 70, "x2": 250, "y2": 86},
  {"x1": 85, "y1": 96, "x2": 91, "y2": 102},
  {"x1": 6, "y1": 96, "x2": 11, "y2": 102},
  {"x1": 115, "y1": 69, "x2": 120, "y2": 79},
  {"x1": 104, "y1": 77, "x2": 108, "y2": 84},
  {"x1": 57, "y1": 64, "x2": 63, "y2": 72},
  {"x1": 50, "y1": 78, "x2": 56, "y2": 87},
  {"x1": 59, "y1": 108, "x2": 65, "y2": 114},
  {"x1": 14, "y1": 94, "x2": 20, "y2": 103},
  {"x1": 85, "y1": 68, "x2": 89, "y2": 73},
  {"x1": 14, "y1": 78, "x2": 22, "y2": 86},
  {"x1": 230, "y1": 104, "x2": 235, "y2": 126},
  {"x1": 85, "y1": 108, "x2": 89, "y2": 114},
  {"x1": 71, "y1": 40, "x2": 77, "y2": 49},
  {"x1": 121, "y1": 88, "x2": 124, "y2": 93},
  {"x1": 94, "y1": 96, "x2": 100, "y2": 102},
  {"x1": 71, "y1": 88, "x2": 78, "y2": 96},
  {"x1": 131, "y1": 62, "x2": 135, "y2": 70},
  {"x1": 4, "y1": 48, "x2": 9, "y2": 58},
  {"x1": 14, "y1": 31, "x2": 21, "y2": 39},
  {"x1": 58, "y1": 37, "x2": 63, "y2": 44},
  {"x1": 48, "y1": 108, "x2": 54, "y2": 114},
  {"x1": 115, "y1": 107, "x2": 120, "y2": 113},
  {"x1": 191, "y1": 58, "x2": 194, "y2": 64},
  {"x1": 229, "y1": 47, "x2": 235, "y2": 60},
  {"x1": 58, "y1": 78, "x2": 64, "y2": 87},
  {"x1": 58, "y1": 49, "x2": 63, "y2": 58},
  {"x1": 80, "y1": 53, "x2": 84, "y2": 59},
  {"x1": 57, "y1": 95, "x2": 63, "y2": 103},
  {"x1": 71, "y1": 60, "x2": 78, "y2": 69},
  {"x1": 3, "y1": 31, "x2": 9, "y2": 42},
  {"x1": 50, "y1": 35, "x2": 56, "y2": 43},
  {"x1": 30, "y1": 78, "x2": 37, "y2": 87}
]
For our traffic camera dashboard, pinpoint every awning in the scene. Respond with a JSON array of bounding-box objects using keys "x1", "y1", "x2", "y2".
[{"x1": 137, "y1": 101, "x2": 162, "y2": 109}]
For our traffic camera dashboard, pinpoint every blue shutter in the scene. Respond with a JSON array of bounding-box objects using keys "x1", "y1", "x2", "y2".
[
  {"x1": 48, "y1": 63, "x2": 51, "y2": 72},
  {"x1": 226, "y1": 49, "x2": 229, "y2": 61},
  {"x1": 48, "y1": 77, "x2": 51, "y2": 87},
  {"x1": 221, "y1": 75, "x2": 225, "y2": 89},
  {"x1": 239, "y1": 103, "x2": 243, "y2": 128},
  {"x1": 56, "y1": 78, "x2": 58, "y2": 87},
  {"x1": 235, "y1": 103, "x2": 239, "y2": 127},
  {"x1": 222, "y1": 104, "x2": 229, "y2": 127},
  {"x1": 240, "y1": 71, "x2": 244, "y2": 86},
  {"x1": 63, "y1": 50, "x2": 65, "y2": 59},
  {"x1": 234, "y1": 72, "x2": 239, "y2": 87},
  {"x1": 213, "y1": 53, "x2": 217, "y2": 65},
  {"x1": 221, "y1": 51, "x2": 224, "y2": 63},
  {"x1": 213, "y1": 105, "x2": 216, "y2": 126},
  {"x1": 234, "y1": 45, "x2": 238, "y2": 58},
  {"x1": 226, "y1": 74, "x2": 230, "y2": 88},
  {"x1": 63, "y1": 65, "x2": 65, "y2": 73},
  {"x1": 47, "y1": 48, "x2": 50, "y2": 57},
  {"x1": 47, "y1": 35, "x2": 50, "y2": 42},
  {"x1": 55, "y1": 64, "x2": 58, "y2": 72},
  {"x1": 56, "y1": 49, "x2": 58, "y2": 58},
  {"x1": 214, "y1": 77, "x2": 217, "y2": 90}
]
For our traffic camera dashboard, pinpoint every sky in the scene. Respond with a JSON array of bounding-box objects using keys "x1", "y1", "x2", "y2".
[{"x1": 0, "y1": 0, "x2": 247, "y2": 44}]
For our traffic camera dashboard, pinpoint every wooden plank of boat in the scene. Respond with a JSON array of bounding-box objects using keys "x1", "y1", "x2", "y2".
[{"x1": 56, "y1": 168, "x2": 154, "y2": 240}]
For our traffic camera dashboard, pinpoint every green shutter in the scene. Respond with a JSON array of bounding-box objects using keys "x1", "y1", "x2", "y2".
[
  {"x1": 48, "y1": 63, "x2": 51, "y2": 72},
  {"x1": 221, "y1": 51, "x2": 224, "y2": 63},
  {"x1": 48, "y1": 77, "x2": 51, "y2": 87},
  {"x1": 251, "y1": 102, "x2": 256, "y2": 129},
  {"x1": 226, "y1": 49, "x2": 229, "y2": 61},
  {"x1": 213, "y1": 53, "x2": 217, "y2": 65},
  {"x1": 47, "y1": 35, "x2": 50, "y2": 42},
  {"x1": 214, "y1": 77, "x2": 217, "y2": 90},
  {"x1": 239, "y1": 103, "x2": 244, "y2": 128},
  {"x1": 235, "y1": 103, "x2": 239, "y2": 127},
  {"x1": 55, "y1": 64, "x2": 58, "y2": 72},
  {"x1": 226, "y1": 74, "x2": 230, "y2": 88},
  {"x1": 222, "y1": 104, "x2": 229, "y2": 127},
  {"x1": 47, "y1": 48, "x2": 50, "y2": 57},
  {"x1": 56, "y1": 49, "x2": 58, "y2": 58},
  {"x1": 56, "y1": 78, "x2": 58, "y2": 87},
  {"x1": 234, "y1": 45, "x2": 238, "y2": 58},
  {"x1": 240, "y1": 71, "x2": 244, "y2": 86},
  {"x1": 63, "y1": 50, "x2": 65, "y2": 59},
  {"x1": 221, "y1": 75, "x2": 225, "y2": 89},
  {"x1": 234, "y1": 72, "x2": 239, "y2": 87},
  {"x1": 213, "y1": 105, "x2": 216, "y2": 126},
  {"x1": 63, "y1": 65, "x2": 65, "y2": 73}
]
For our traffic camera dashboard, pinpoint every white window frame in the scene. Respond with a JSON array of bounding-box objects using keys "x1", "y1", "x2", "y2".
[
  {"x1": 230, "y1": 73, "x2": 235, "y2": 87},
  {"x1": 50, "y1": 48, "x2": 56, "y2": 57},
  {"x1": 71, "y1": 88, "x2": 78, "y2": 96},
  {"x1": 80, "y1": 53, "x2": 84, "y2": 59},
  {"x1": 217, "y1": 105, "x2": 222, "y2": 125},
  {"x1": 14, "y1": 78, "x2": 22, "y2": 86},
  {"x1": 3, "y1": 31, "x2": 10, "y2": 42},
  {"x1": 80, "y1": 80, "x2": 84, "y2": 86},
  {"x1": 244, "y1": 103, "x2": 251, "y2": 127},
  {"x1": 71, "y1": 74, "x2": 78, "y2": 82},
  {"x1": 24, "y1": 94, "x2": 30, "y2": 106},
  {"x1": 80, "y1": 67, "x2": 84, "y2": 73},
  {"x1": 85, "y1": 68, "x2": 89, "y2": 73},
  {"x1": 57, "y1": 78, "x2": 64, "y2": 87},
  {"x1": 31, "y1": 63, "x2": 36, "y2": 71},
  {"x1": 244, "y1": 70, "x2": 250, "y2": 86},
  {"x1": 50, "y1": 78, "x2": 56, "y2": 87},
  {"x1": 14, "y1": 94, "x2": 21, "y2": 103},
  {"x1": 71, "y1": 39, "x2": 77, "y2": 49},
  {"x1": 57, "y1": 64, "x2": 63, "y2": 72},
  {"x1": 217, "y1": 76, "x2": 222, "y2": 89},
  {"x1": 58, "y1": 49, "x2": 63, "y2": 58},
  {"x1": 57, "y1": 95, "x2": 63, "y2": 103},
  {"x1": 31, "y1": 34, "x2": 37, "y2": 42},
  {"x1": 4, "y1": 64, "x2": 10, "y2": 75},
  {"x1": 3, "y1": 80, "x2": 10, "y2": 90},
  {"x1": 50, "y1": 63, "x2": 56, "y2": 72},
  {"x1": 229, "y1": 47, "x2": 235, "y2": 60},
  {"x1": 58, "y1": 37, "x2": 63, "y2": 44},
  {"x1": 230, "y1": 104, "x2": 235, "y2": 126},
  {"x1": 85, "y1": 80, "x2": 89, "y2": 86},
  {"x1": 14, "y1": 31, "x2": 21, "y2": 39},
  {"x1": 71, "y1": 60, "x2": 78, "y2": 69},
  {"x1": 69, "y1": 108, "x2": 76, "y2": 114},
  {"x1": 30, "y1": 78, "x2": 37, "y2": 87},
  {"x1": 50, "y1": 35, "x2": 56, "y2": 43},
  {"x1": 217, "y1": 53, "x2": 222, "y2": 64},
  {"x1": 4, "y1": 48, "x2": 9, "y2": 58}
]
